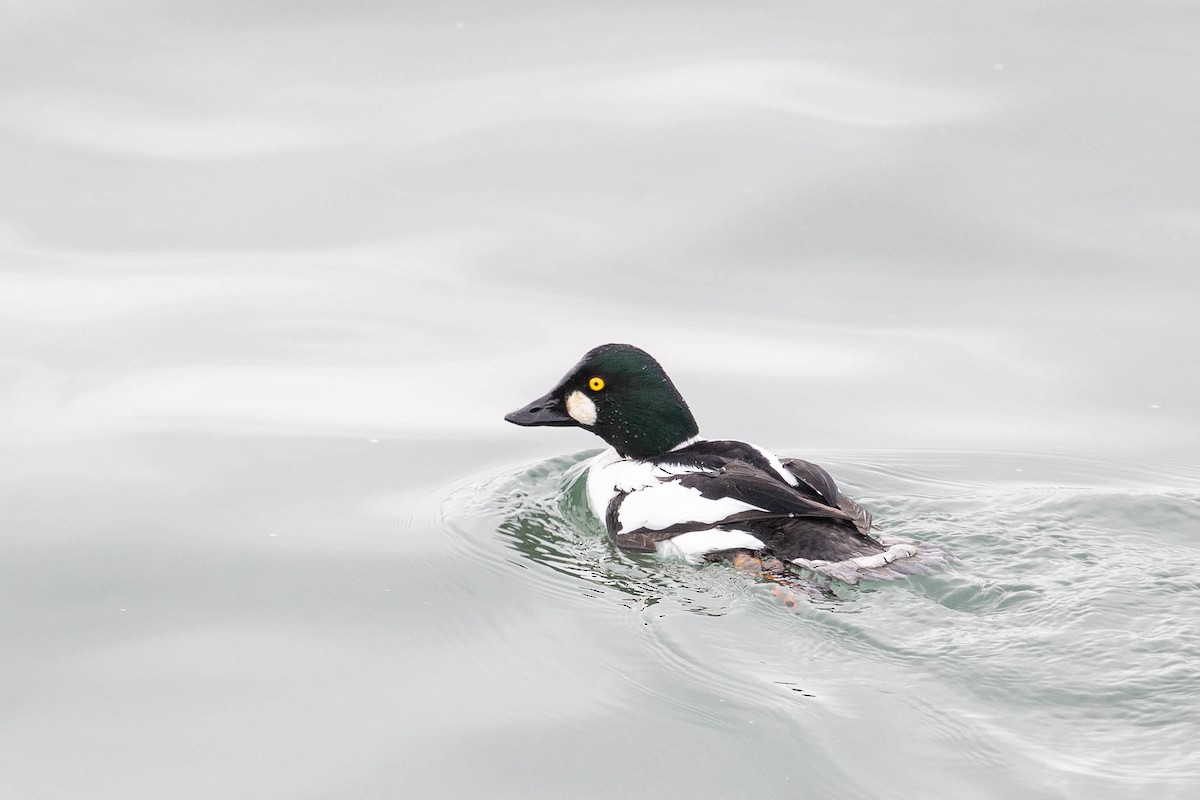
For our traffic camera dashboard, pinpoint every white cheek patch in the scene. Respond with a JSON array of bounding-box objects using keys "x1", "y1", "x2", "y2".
[{"x1": 565, "y1": 390, "x2": 597, "y2": 426}]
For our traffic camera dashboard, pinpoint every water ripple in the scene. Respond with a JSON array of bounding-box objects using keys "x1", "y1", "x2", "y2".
[{"x1": 439, "y1": 449, "x2": 1200, "y2": 794}]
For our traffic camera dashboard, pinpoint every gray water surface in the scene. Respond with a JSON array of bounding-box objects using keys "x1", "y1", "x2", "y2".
[{"x1": 2, "y1": 2, "x2": 1199, "y2": 799}]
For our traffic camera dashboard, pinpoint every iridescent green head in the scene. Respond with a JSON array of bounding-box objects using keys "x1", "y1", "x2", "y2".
[{"x1": 505, "y1": 343, "x2": 699, "y2": 459}]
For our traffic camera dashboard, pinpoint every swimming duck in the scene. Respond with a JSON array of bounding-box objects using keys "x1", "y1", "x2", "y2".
[{"x1": 504, "y1": 343, "x2": 923, "y2": 584}]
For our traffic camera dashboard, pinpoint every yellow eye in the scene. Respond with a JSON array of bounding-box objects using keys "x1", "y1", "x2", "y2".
[{"x1": 588, "y1": 377, "x2": 605, "y2": 392}]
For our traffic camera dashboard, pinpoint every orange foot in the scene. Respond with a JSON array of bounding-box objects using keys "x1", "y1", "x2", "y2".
[
  {"x1": 727, "y1": 552, "x2": 802, "y2": 608},
  {"x1": 770, "y1": 584, "x2": 800, "y2": 609}
]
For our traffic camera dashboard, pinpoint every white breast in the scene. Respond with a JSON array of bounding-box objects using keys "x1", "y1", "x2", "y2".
[
  {"x1": 584, "y1": 449, "x2": 768, "y2": 563},
  {"x1": 584, "y1": 449, "x2": 707, "y2": 519}
]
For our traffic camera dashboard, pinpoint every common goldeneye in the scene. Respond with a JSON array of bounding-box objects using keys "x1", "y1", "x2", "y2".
[{"x1": 504, "y1": 343, "x2": 923, "y2": 584}]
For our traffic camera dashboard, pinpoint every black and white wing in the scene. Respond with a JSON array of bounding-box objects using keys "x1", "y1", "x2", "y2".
[
  {"x1": 782, "y1": 457, "x2": 874, "y2": 535},
  {"x1": 605, "y1": 461, "x2": 860, "y2": 556}
]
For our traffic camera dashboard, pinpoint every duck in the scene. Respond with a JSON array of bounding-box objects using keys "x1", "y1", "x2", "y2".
[{"x1": 504, "y1": 343, "x2": 925, "y2": 585}]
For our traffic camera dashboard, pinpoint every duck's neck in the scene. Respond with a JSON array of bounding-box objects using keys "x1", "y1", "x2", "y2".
[{"x1": 610, "y1": 420, "x2": 700, "y2": 460}]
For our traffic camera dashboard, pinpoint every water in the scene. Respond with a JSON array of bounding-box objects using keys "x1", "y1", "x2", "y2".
[
  {"x1": 439, "y1": 450, "x2": 1200, "y2": 798},
  {"x1": 2, "y1": 2, "x2": 1199, "y2": 798}
]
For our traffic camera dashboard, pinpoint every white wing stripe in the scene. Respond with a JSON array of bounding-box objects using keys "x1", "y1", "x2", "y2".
[
  {"x1": 616, "y1": 482, "x2": 764, "y2": 533},
  {"x1": 656, "y1": 529, "x2": 766, "y2": 563},
  {"x1": 747, "y1": 442, "x2": 799, "y2": 487}
]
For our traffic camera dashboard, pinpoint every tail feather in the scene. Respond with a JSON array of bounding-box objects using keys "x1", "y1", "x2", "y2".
[{"x1": 790, "y1": 537, "x2": 948, "y2": 585}]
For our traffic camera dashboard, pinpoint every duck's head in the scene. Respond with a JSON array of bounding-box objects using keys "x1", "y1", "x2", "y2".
[{"x1": 505, "y1": 343, "x2": 699, "y2": 459}]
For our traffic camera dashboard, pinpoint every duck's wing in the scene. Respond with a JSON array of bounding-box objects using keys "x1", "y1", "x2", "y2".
[
  {"x1": 782, "y1": 457, "x2": 873, "y2": 535},
  {"x1": 779, "y1": 458, "x2": 840, "y2": 506},
  {"x1": 673, "y1": 462, "x2": 856, "y2": 522},
  {"x1": 835, "y1": 494, "x2": 874, "y2": 536},
  {"x1": 606, "y1": 461, "x2": 858, "y2": 553}
]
